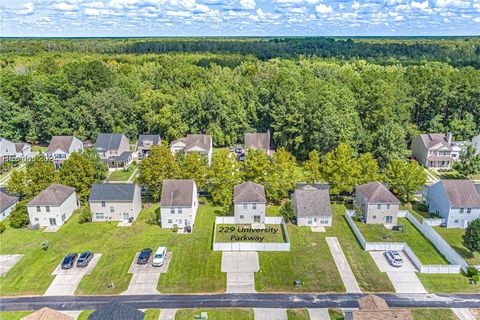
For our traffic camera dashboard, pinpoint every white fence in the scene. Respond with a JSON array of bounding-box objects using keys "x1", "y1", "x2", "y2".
[
  {"x1": 422, "y1": 218, "x2": 445, "y2": 227},
  {"x1": 344, "y1": 211, "x2": 462, "y2": 274}
]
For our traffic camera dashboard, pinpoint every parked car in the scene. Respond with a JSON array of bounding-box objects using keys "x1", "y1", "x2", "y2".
[
  {"x1": 61, "y1": 253, "x2": 78, "y2": 269},
  {"x1": 152, "y1": 247, "x2": 168, "y2": 267},
  {"x1": 137, "y1": 248, "x2": 153, "y2": 264},
  {"x1": 76, "y1": 251, "x2": 94, "y2": 267},
  {"x1": 385, "y1": 250, "x2": 403, "y2": 267}
]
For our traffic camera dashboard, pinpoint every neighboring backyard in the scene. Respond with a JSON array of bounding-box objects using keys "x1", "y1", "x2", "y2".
[
  {"x1": 215, "y1": 224, "x2": 287, "y2": 243},
  {"x1": 434, "y1": 227, "x2": 480, "y2": 265},
  {"x1": 106, "y1": 163, "x2": 137, "y2": 181}
]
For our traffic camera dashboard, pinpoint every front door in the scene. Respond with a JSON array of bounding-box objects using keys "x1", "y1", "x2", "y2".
[
  {"x1": 123, "y1": 213, "x2": 129, "y2": 221},
  {"x1": 385, "y1": 216, "x2": 393, "y2": 224},
  {"x1": 253, "y1": 215, "x2": 261, "y2": 223},
  {"x1": 49, "y1": 218, "x2": 57, "y2": 226},
  {"x1": 313, "y1": 218, "x2": 318, "y2": 226}
]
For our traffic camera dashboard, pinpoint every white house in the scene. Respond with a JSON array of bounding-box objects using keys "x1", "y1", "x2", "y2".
[
  {"x1": 425, "y1": 180, "x2": 480, "y2": 228},
  {"x1": 233, "y1": 181, "x2": 267, "y2": 224},
  {"x1": 170, "y1": 134, "x2": 213, "y2": 165},
  {"x1": 89, "y1": 183, "x2": 142, "y2": 222},
  {"x1": 0, "y1": 190, "x2": 19, "y2": 222},
  {"x1": 27, "y1": 184, "x2": 78, "y2": 227},
  {"x1": 473, "y1": 134, "x2": 480, "y2": 155},
  {"x1": 45, "y1": 136, "x2": 84, "y2": 169},
  {"x1": 160, "y1": 179, "x2": 198, "y2": 230},
  {"x1": 0, "y1": 138, "x2": 16, "y2": 165},
  {"x1": 292, "y1": 184, "x2": 332, "y2": 227}
]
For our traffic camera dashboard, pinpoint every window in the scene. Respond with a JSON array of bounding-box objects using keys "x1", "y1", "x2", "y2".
[
  {"x1": 239, "y1": 215, "x2": 244, "y2": 219},
  {"x1": 168, "y1": 219, "x2": 172, "y2": 223},
  {"x1": 110, "y1": 206, "x2": 114, "y2": 213},
  {"x1": 96, "y1": 213, "x2": 104, "y2": 220},
  {"x1": 178, "y1": 208, "x2": 182, "y2": 214},
  {"x1": 460, "y1": 208, "x2": 464, "y2": 214},
  {"x1": 243, "y1": 203, "x2": 247, "y2": 210},
  {"x1": 36, "y1": 206, "x2": 41, "y2": 212},
  {"x1": 171, "y1": 208, "x2": 175, "y2": 214},
  {"x1": 372, "y1": 215, "x2": 377, "y2": 219},
  {"x1": 101, "y1": 201, "x2": 106, "y2": 207},
  {"x1": 252, "y1": 203, "x2": 257, "y2": 210},
  {"x1": 34, "y1": 218, "x2": 39, "y2": 222},
  {"x1": 386, "y1": 204, "x2": 390, "y2": 210},
  {"x1": 46, "y1": 206, "x2": 50, "y2": 212},
  {"x1": 376, "y1": 204, "x2": 381, "y2": 209},
  {"x1": 467, "y1": 208, "x2": 472, "y2": 214},
  {"x1": 455, "y1": 219, "x2": 459, "y2": 223},
  {"x1": 61, "y1": 214, "x2": 66, "y2": 221}
]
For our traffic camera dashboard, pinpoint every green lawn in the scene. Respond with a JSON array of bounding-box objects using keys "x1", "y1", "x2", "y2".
[
  {"x1": 411, "y1": 308, "x2": 458, "y2": 320},
  {"x1": 106, "y1": 164, "x2": 137, "y2": 181},
  {"x1": 401, "y1": 202, "x2": 437, "y2": 221},
  {"x1": 0, "y1": 312, "x2": 32, "y2": 320},
  {"x1": 417, "y1": 273, "x2": 480, "y2": 293},
  {"x1": 267, "y1": 205, "x2": 282, "y2": 216},
  {"x1": 31, "y1": 145, "x2": 48, "y2": 152},
  {"x1": 287, "y1": 309, "x2": 310, "y2": 320},
  {"x1": 175, "y1": 308, "x2": 254, "y2": 320},
  {"x1": 78, "y1": 310, "x2": 94, "y2": 320},
  {"x1": 215, "y1": 224, "x2": 287, "y2": 243},
  {"x1": 145, "y1": 309, "x2": 161, "y2": 320},
  {"x1": 328, "y1": 309, "x2": 344, "y2": 320},
  {"x1": 353, "y1": 217, "x2": 449, "y2": 265},
  {"x1": 434, "y1": 227, "x2": 480, "y2": 265}
]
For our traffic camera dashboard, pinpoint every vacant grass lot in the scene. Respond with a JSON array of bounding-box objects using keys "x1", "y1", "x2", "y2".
[
  {"x1": 106, "y1": 164, "x2": 137, "y2": 181},
  {"x1": 411, "y1": 308, "x2": 458, "y2": 320},
  {"x1": 287, "y1": 309, "x2": 310, "y2": 320},
  {"x1": 417, "y1": 273, "x2": 480, "y2": 293},
  {"x1": 0, "y1": 312, "x2": 32, "y2": 320},
  {"x1": 434, "y1": 227, "x2": 480, "y2": 265},
  {"x1": 215, "y1": 224, "x2": 286, "y2": 243},
  {"x1": 175, "y1": 309, "x2": 254, "y2": 320},
  {"x1": 353, "y1": 217, "x2": 449, "y2": 265}
]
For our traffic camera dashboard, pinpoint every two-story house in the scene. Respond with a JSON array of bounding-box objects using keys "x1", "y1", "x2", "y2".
[
  {"x1": 45, "y1": 136, "x2": 84, "y2": 169},
  {"x1": 89, "y1": 183, "x2": 142, "y2": 222},
  {"x1": 244, "y1": 131, "x2": 274, "y2": 156},
  {"x1": 15, "y1": 142, "x2": 31, "y2": 159},
  {"x1": 0, "y1": 190, "x2": 19, "y2": 222},
  {"x1": 26, "y1": 184, "x2": 78, "y2": 227},
  {"x1": 233, "y1": 181, "x2": 267, "y2": 224},
  {"x1": 0, "y1": 138, "x2": 16, "y2": 164},
  {"x1": 355, "y1": 182, "x2": 400, "y2": 225},
  {"x1": 292, "y1": 183, "x2": 332, "y2": 227},
  {"x1": 137, "y1": 134, "x2": 161, "y2": 159},
  {"x1": 411, "y1": 132, "x2": 457, "y2": 169},
  {"x1": 160, "y1": 179, "x2": 198, "y2": 230},
  {"x1": 170, "y1": 134, "x2": 213, "y2": 165},
  {"x1": 94, "y1": 133, "x2": 132, "y2": 169},
  {"x1": 425, "y1": 180, "x2": 480, "y2": 228},
  {"x1": 473, "y1": 134, "x2": 480, "y2": 155}
]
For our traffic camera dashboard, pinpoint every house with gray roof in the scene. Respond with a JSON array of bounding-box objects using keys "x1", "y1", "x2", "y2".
[
  {"x1": 292, "y1": 184, "x2": 332, "y2": 227},
  {"x1": 411, "y1": 132, "x2": 459, "y2": 169},
  {"x1": 425, "y1": 180, "x2": 480, "y2": 228},
  {"x1": 170, "y1": 134, "x2": 212, "y2": 165},
  {"x1": 245, "y1": 131, "x2": 274, "y2": 156},
  {"x1": 0, "y1": 137, "x2": 16, "y2": 164},
  {"x1": 0, "y1": 190, "x2": 19, "y2": 222},
  {"x1": 88, "y1": 301, "x2": 144, "y2": 320},
  {"x1": 137, "y1": 134, "x2": 161, "y2": 159},
  {"x1": 160, "y1": 179, "x2": 198, "y2": 230},
  {"x1": 233, "y1": 181, "x2": 266, "y2": 224},
  {"x1": 89, "y1": 183, "x2": 142, "y2": 222},
  {"x1": 355, "y1": 182, "x2": 400, "y2": 225},
  {"x1": 94, "y1": 133, "x2": 132, "y2": 169},
  {"x1": 45, "y1": 136, "x2": 83, "y2": 169},
  {"x1": 27, "y1": 184, "x2": 78, "y2": 227},
  {"x1": 15, "y1": 142, "x2": 31, "y2": 159}
]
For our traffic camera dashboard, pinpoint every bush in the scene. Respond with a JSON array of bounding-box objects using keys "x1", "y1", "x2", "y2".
[
  {"x1": 280, "y1": 201, "x2": 294, "y2": 223},
  {"x1": 9, "y1": 202, "x2": 30, "y2": 228},
  {"x1": 78, "y1": 206, "x2": 92, "y2": 224},
  {"x1": 0, "y1": 222, "x2": 6, "y2": 233},
  {"x1": 146, "y1": 209, "x2": 159, "y2": 225},
  {"x1": 467, "y1": 266, "x2": 479, "y2": 278}
]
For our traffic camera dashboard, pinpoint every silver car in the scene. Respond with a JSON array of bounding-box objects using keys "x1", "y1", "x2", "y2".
[{"x1": 385, "y1": 250, "x2": 403, "y2": 267}]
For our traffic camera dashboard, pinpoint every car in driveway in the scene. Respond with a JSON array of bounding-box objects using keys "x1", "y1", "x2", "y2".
[
  {"x1": 385, "y1": 250, "x2": 403, "y2": 267},
  {"x1": 137, "y1": 248, "x2": 153, "y2": 264},
  {"x1": 76, "y1": 251, "x2": 94, "y2": 267},
  {"x1": 61, "y1": 253, "x2": 78, "y2": 269},
  {"x1": 152, "y1": 247, "x2": 167, "y2": 267}
]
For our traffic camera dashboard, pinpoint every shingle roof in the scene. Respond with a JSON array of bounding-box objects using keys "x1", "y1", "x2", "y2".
[
  {"x1": 293, "y1": 184, "x2": 332, "y2": 218},
  {"x1": 184, "y1": 134, "x2": 212, "y2": 152},
  {"x1": 475, "y1": 184, "x2": 480, "y2": 195},
  {"x1": 233, "y1": 181, "x2": 266, "y2": 203},
  {"x1": 15, "y1": 142, "x2": 30, "y2": 153},
  {"x1": 439, "y1": 180, "x2": 480, "y2": 207},
  {"x1": 47, "y1": 136, "x2": 75, "y2": 153},
  {"x1": 94, "y1": 133, "x2": 125, "y2": 152},
  {"x1": 356, "y1": 182, "x2": 400, "y2": 204},
  {"x1": 88, "y1": 301, "x2": 144, "y2": 320},
  {"x1": 137, "y1": 135, "x2": 161, "y2": 146},
  {"x1": 0, "y1": 190, "x2": 19, "y2": 212},
  {"x1": 27, "y1": 184, "x2": 76, "y2": 207},
  {"x1": 160, "y1": 179, "x2": 195, "y2": 207},
  {"x1": 245, "y1": 132, "x2": 271, "y2": 151},
  {"x1": 418, "y1": 133, "x2": 452, "y2": 150},
  {"x1": 89, "y1": 184, "x2": 137, "y2": 202},
  {"x1": 358, "y1": 295, "x2": 389, "y2": 310},
  {"x1": 351, "y1": 310, "x2": 413, "y2": 320},
  {"x1": 22, "y1": 307, "x2": 73, "y2": 320},
  {"x1": 109, "y1": 151, "x2": 132, "y2": 162}
]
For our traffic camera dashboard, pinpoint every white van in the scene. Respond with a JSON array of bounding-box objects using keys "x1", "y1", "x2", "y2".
[{"x1": 152, "y1": 247, "x2": 167, "y2": 267}]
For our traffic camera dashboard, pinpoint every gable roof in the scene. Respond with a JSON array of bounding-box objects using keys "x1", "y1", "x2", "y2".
[
  {"x1": 15, "y1": 142, "x2": 30, "y2": 153},
  {"x1": 438, "y1": 180, "x2": 480, "y2": 207},
  {"x1": 418, "y1": 133, "x2": 452, "y2": 150},
  {"x1": 185, "y1": 134, "x2": 212, "y2": 152},
  {"x1": 27, "y1": 184, "x2": 76, "y2": 207},
  {"x1": 245, "y1": 132, "x2": 271, "y2": 151},
  {"x1": 88, "y1": 301, "x2": 144, "y2": 320},
  {"x1": 0, "y1": 190, "x2": 19, "y2": 212},
  {"x1": 47, "y1": 136, "x2": 77, "y2": 153},
  {"x1": 293, "y1": 184, "x2": 332, "y2": 218},
  {"x1": 160, "y1": 179, "x2": 195, "y2": 207},
  {"x1": 89, "y1": 184, "x2": 137, "y2": 202},
  {"x1": 22, "y1": 307, "x2": 73, "y2": 320},
  {"x1": 233, "y1": 181, "x2": 266, "y2": 203},
  {"x1": 358, "y1": 295, "x2": 389, "y2": 310},
  {"x1": 137, "y1": 135, "x2": 161, "y2": 146},
  {"x1": 356, "y1": 182, "x2": 400, "y2": 204},
  {"x1": 94, "y1": 133, "x2": 126, "y2": 152}
]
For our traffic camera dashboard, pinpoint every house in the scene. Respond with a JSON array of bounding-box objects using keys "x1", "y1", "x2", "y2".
[
  {"x1": 88, "y1": 301, "x2": 144, "y2": 320},
  {"x1": 355, "y1": 182, "x2": 400, "y2": 225},
  {"x1": 26, "y1": 184, "x2": 78, "y2": 227},
  {"x1": 0, "y1": 137, "x2": 16, "y2": 164},
  {"x1": 425, "y1": 180, "x2": 480, "y2": 228},
  {"x1": 137, "y1": 134, "x2": 161, "y2": 159},
  {"x1": 244, "y1": 131, "x2": 274, "y2": 155},
  {"x1": 292, "y1": 183, "x2": 332, "y2": 227},
  {"x1": 94, "y1": 133, "x2": 132, "y2": 169},
  {"x1": 411, "y1": 132, "x2": 458, "y2": 169},
  {"x1": 89, "y1": 183, "x2": 142, "y2": 222},
  {"x1": 15, "y1": 142, "x2": 31, "y2": 159},
  {"x1": 22, "y1": 307, "x2": 73, "y2": 320},
  {"x1": 233, "y1": 181, "x2": 267, "y2": 224},
  {"x1": 0, "y1": 190, "x2": 19, "y2": 222},
  {"x1": 45, "y1": 136, "x2": 84, "y2": 169},
  {"x1": 170, "y1": 134, "x2": 213, "y2": 165},
  {"x1": 473, "y1": 134, "x2": 480, "y2": 155},
  {"x1": 160, "y1": 179, "x2": 198, "y2": 230},
  {"x1": 344, "y1": 295, "x2": 412, "y2": 320}
]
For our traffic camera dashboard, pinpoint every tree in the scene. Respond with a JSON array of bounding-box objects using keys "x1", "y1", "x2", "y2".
[
  {"x1": 264, "y1": 148, "x2": 299, "y2": 202},
  {"x1": 25, "y1": 156, "x2": 57, "y2": 198},
  {"x1": 177, "y1": 152, "x2": 209, "y2": 191},
  {"x1": 82, "y1": 148, "x2": 108, "y2": 181},
  {"x1": 7, "y1": 169, "x2": 27, "y2": 198},
  {"x1": 58, "y1": 152, "x2": 97, "y2": 200},
  {"x1": 320, "y1": 143, "x2": 359, "y2": 194},
  {"x1": 384, "y1": 159, "x2": 427, "y2": 202},
  {"x1": 463, "y1": 219, "x2": 480, "y2": 253},
  {"x1": 453, "y1": 145, "x2": 480, "y2": 178},
  {"x1": 303, "y1": 150, "x2": 322, "y2": 184},
  {"x1": 357, "y1": 153, "x2": 381, "y2": 185},
  {"x1": 208, "y1": 149, "x2": 241, "y2": 210},
  {"x1": 241, "y1": 148, "x2": 271, "y2": 184},
  {"x1": 9, "y1": 201, "x2": 30, "y2": 228}
]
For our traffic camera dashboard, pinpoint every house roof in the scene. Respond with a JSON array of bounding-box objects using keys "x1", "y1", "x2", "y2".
[
  {"x1": 245, "y1": 132, "x2": 271, "y2": 150},
  {"x1": 356, "y1": 182, "x2": 400, "y2": 204},
  {"x1": 22, "y1": 307, "x2": 73, "y2": 320},
  {"x1": 137, "y1": 135, "x2": 161, "y2": 146},
  {"x1": 109, "y1": 151, "x2": 132, "y2": 162},
  {"x1": 426, "y1": 155, "x2": 455, "y2": 161},
  {"x1": 94, "y1": 133, "x2": 126, "y2": 152},
  {"x1": 160, "y1": 179, "x2": 195, "y2": 207},
  {"x1": 233, "y1": 181, "x2": 266, "y2": 203},
  {"x1": 15, "y1": 142, "x2": 30, "y2": 153},
  {"x1": 351, "y1": 310, "x2": 413, "y2": 320},
  {"x1": 184, "y1": 134, "x2": 212, "y2": 152},
  {"x1": 89, "y1": 184, "x2": 137, "y2": 202},
  {"x1": 475, "y1": 183, "x2": 480, "y2": 195},
  {"x1": 27, "y1": 184, "x2": 76, "y2": 207},
  {"x1": 47, "y1": 136, "x2": 76, "y2": 153},
  {"x1": 293, "y1": 184, "x2": 332, "y2": 218},
  {"x1": 88, "y1": 301, "x2": 144, "y2": 320},
  {"x1": 0, "y1": 190, "x2": 19, "y2": 212},
  {"x1": 358, "y1": 295, "x2": 389, "y2": 310},
  {"x1": 438, "y1": 180, "x2": 480, "y2": 207},
  {"x1": 418, "y1": 133, "x2": 452, "y2": 150}
]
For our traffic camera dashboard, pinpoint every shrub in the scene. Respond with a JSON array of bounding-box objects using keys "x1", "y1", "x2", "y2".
[
  {"x1": 467, "y1": 266, "x2": 479, "y2": 278},
  {"x1": 78, "y1": 206, "x2": 92, "y2": 224},
  {"x1": 9, "y1": 202, "x2": 29, "y2": 228},
  {"x1": 146, "y1": 209, "x2": 159, "y2": 225},
  {"x1": 280, "y1": 201, "x2": 294, "y2": 223},
  {"x1": 0, "y1": 222, "x2": 6, "y2": 233}
]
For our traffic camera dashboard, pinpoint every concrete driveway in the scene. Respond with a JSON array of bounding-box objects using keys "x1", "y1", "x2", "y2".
[
  {"x1": 254, "y1": 308, "x2": 287, "y2": 320},
  {"x1": 0, "y1": 254, "x2": 23, "y2": 276},
  {"x1": 222, "y1": 252, "x2": 259, "y2": 293},
  {"x1": 326, "y1": 237, "x2": 362, "y2": 293}
]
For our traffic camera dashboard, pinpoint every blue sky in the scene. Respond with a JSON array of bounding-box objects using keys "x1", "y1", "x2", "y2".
[{"x1": 1, "y1": 0, "x2": 479, "y2": 36}]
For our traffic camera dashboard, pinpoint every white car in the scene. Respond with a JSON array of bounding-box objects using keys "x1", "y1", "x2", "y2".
[
  {"x1": 152, "y1": 247, "x2": 167, "y2": 267},
  {"x1": 385, "y1": 250, "x2": 403, "y2": 267}
]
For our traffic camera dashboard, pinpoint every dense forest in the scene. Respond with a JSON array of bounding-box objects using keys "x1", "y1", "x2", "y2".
[{"x1": 0, "y1": 37, "x2": 479, "y2": 165}]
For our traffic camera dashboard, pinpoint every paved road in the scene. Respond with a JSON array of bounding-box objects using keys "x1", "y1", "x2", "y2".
[{"x1": 1, "y1": 293, "x2": 479, "y2": 312}]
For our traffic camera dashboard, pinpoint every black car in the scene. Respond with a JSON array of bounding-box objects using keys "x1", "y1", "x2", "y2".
[
  {"x1": 61, "y1": 253, "x2": 78, "y2": 269},
  {"x1": 137, "y1": 248, "x2": 153, "y2": 264},
  {"x1": 76, "y1": 251, "x2": 94, "y2": 267}
]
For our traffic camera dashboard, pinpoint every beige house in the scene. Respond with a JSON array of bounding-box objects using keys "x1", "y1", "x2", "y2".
[
  {"x1": 244, "y1": 131, "x2": 274, "y2": 155},
  {"x1": 89, "y1": 183, "x2": 142, "y2": 222},
  {"x1": 355, "y1": 182, "x2": 400, "y2": 225},
  {"x1": 160, "y1": 179, "x2": 198, "y2": 230},
  {"x1": 233, "y1": 181, "x2": 267, "y2": 224},
  {"x1": 292, "y1": 183, "x2": 332, "y2": 227},
  {"x1": 137, "y1": 134, "x2": 161, "y2": 159},
  {"x1": 170, "y1": 134, "x2": 213, "y2": 165},
  {"x1": 22, "y1": 307, "x2": 73, "y2": 320},
  {"x1": 94, "y1": 133, "x2": 132, "y2": 169},
  {"x1": 411, "y1": 132, "x2": 458, "y2": 169},
  {"x1": 45, "y1": 136, "x2": 84, "y2": 169}
]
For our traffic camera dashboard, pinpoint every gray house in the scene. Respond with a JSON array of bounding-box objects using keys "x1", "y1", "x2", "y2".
[
  {"x1": 94, "y1": 133, "x2": 132, "y2": 169},
  {"x1": 0, "y1": 190, "x2": 19, "y2": 222},
  {"x1": 355, "y1": 182, "x2": 400, "y2": 225},
  {"x1": 0, "y1": 138, "x2": 16, "y2": 164},
  {"x1": 425, "y1": 180, "x2": 480, "y2": 228},
  {"x1": 411, "y1": 133, "x2": 458, "y2": 169},
  {"x1": 89, "y1": 183, "x2": 142, "y2": 222},
  {"x1": 292, "y1": 184, "x2": 332, "y2": 227},
  {"x1": 88, "y1": 301, "x2": 144, "y2": 320},
  {"x1": 137, "y1": 134, "x2": 161, "y2": 159},
  {"x1": 233, "y1": 181, "x2": 266, "y2": 224},
  {"x1": 245, "y1": 132, "x2": 274, "y2": 155}
]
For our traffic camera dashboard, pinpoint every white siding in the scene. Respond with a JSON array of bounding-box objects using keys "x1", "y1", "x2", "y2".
[
  {"x1": 89, "y1": 185, "x2": 142, "y2": 222},
  {"x1": 27, "y1": 192, "x2": 78, "y2": 227},
  {"x1": 234, "y1": 203, "x2": 266, "y2": 224},
  {"x1": 160, "y1": 184, "x2": 198, "y2": 229},
  {"x1": 297, "y1": 216, "x2": 332, "y2": 227},
  {"x1": 473, "y1": 135, "x2": 480, "y2": 155},
  {"x1": 0, "y1": 203, "x2": 16, "y2": 222}
]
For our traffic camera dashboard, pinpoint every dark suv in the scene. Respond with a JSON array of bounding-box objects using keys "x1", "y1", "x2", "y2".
[
  {"x1": 76, "y1": 251, "x2": 94, "y2": 267},
  {"x1": 61, "y1": 253, "x2": 78, "y2": 269},
  {"x1": 137, "y1": 248, "x2": 153, "y2": 264}
]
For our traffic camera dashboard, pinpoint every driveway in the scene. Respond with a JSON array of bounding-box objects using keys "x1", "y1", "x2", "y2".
[
  {"x1": 0, "y1": 254, "x2": 23, "y2": 276},
  {"x1": 254, "y1": 308, "x2": 287, "y2": 320},
  {"x1": 221, "y1": 252, "x2": 259, "y2": 293},
  {"x1": 308, "y1": 309, "x2": 330, "y2": 320},
  {"x1": 326, "y1": 237, "x2": 362, "y2": 293}
]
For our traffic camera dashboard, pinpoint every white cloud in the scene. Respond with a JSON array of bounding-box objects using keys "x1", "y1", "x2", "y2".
[
  {"x1": 274, "y1": 0, "x2": 318, "y2": 4},
  {"x1": 352, "y1": 1, "x2": 361, "y2": 10},
  {"x1": 315, "y1": 3, "x2": 333, "y2": 13},
  {"x1": 434, "y1": 0, "x2": 470, "y2": 8},
  {"x1": 85, "y1": 2, "x2": 105, "y2": 8},
  {"x1": 411, "y1": 1, "x2": 429, "y2": 10},
  {"x1": 53, "y1": 2, "x2": 79, "y2": 11},
  {"x1": 240, "y1": 0, "x2": 256, "y2": 9},
  {"x1": 18, "y1": 2, "x2": 35, "y2": 15},
  {"x1": 474, "y1": 17, "x2": 480, "y2": 23}
]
